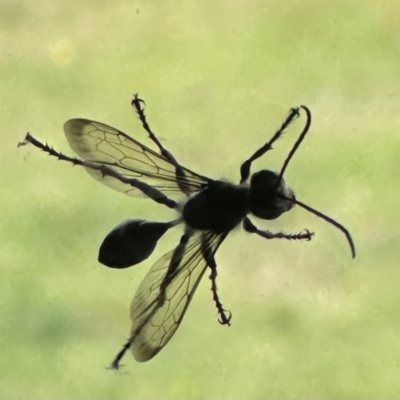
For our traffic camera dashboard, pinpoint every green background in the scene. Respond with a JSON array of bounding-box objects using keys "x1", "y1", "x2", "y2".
[{"x1": 2, "y1": 0, "x2": 400, "y2": 398}]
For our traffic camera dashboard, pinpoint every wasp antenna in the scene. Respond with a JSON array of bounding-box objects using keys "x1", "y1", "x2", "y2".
[
  {"x1": 278, "y1": 105, "x2": 312, "y2": 183},
  {"x1": 282, "y1": 195, "x2": 356, "y2": 258}
]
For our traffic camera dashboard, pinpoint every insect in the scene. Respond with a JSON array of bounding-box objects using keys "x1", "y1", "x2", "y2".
[{"x1": 19, "y1": 94, "x2": 355, "y2": 369}]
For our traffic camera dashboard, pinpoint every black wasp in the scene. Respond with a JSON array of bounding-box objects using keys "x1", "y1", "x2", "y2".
[{"x1": 20, "y1": 94, "x2": 355, "y2": 369}]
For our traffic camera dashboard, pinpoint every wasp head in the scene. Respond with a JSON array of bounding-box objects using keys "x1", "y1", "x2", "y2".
[{"x1": 248, "y1": 169, "x2": 294, "y2": 220}]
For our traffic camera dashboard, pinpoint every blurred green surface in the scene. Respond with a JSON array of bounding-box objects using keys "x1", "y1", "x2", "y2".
[{"x1": 2, "y1": 0, "x2": 400, "y2": 398}]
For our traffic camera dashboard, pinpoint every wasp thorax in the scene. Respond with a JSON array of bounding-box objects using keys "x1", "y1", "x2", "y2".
[{"x1": 248, "y1": 170, "x2": 295, "y2": 220}]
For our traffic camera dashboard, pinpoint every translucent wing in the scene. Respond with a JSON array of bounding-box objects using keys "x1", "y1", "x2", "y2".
[
  {"x1": 64, "y1": 119, "x2": 211, "y2": 198},
  {"x1": 128, "y1": 229, "x2": 226, "y2": 362}
]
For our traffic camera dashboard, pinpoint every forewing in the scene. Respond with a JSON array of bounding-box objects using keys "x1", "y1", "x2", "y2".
[
  {"x1": 64, "y1": 119, "x2": 210, "y2": 198},
  {"x1": 128, "y1": 230, "x2": 226, "y2": 362}
]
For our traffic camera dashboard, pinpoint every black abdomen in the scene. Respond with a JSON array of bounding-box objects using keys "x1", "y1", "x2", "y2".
[{"x1": 182, "y1": 181, "x2": 249, "y2": 233}]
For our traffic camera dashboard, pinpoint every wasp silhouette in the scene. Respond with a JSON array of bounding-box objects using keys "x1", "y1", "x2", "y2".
[{"x1": 19, "y1": 94, "x2": 355, "y2": 369}]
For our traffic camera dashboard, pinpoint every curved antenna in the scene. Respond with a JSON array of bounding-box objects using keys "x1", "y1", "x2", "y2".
[
  {"x1": 281, "y1": 194, "x2": 356, "y2": 258},
  {"x1": 278, "y1": 105, "x2": 312, "y2": 183}
]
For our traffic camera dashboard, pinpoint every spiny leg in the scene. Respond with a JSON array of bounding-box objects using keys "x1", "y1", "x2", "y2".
[
  {"x1": 201, "y1": 234, "x2": 231, "y2": 326},
  {"x1": 131, "y1": 94, "x2": 192, "y2": 196},
  {"x1": 19, "y1": 133, "x2": 178, "y2": 209},
  {"x1": 240, "y1": 107, "x2": 300, "y2": 183},
  {"x1": 131, "y1": 94, "x2": 176, "y2": 161},
  {"x1": 110, "y1": 338, "x2": 132, "y2": 370},
  {"x1": 110, "y1": 229, "x2": 193, "y2": 370},
  {"x1": 243, "y1": 217, "x2": 314, "y2": 241},
  {"x1": 160, "y1": 229, "x2": 192, "y2": 291}
]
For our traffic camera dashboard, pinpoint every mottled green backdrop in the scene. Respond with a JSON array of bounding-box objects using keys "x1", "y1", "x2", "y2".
[{"x1": 2, "y1": 0, "x2": 400, "y2": 398}]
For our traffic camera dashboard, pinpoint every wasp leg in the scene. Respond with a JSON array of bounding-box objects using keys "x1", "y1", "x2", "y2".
[
  {"x1": 110, "y1": 229, "x2": 193, "y2": 370},
  {"x1": 160, "y1": 229, "x2": 192, "y2": 291},
  {"x1": 22, "y1": 133, "x2": 178, "y2": 209},
  {"x1": 240, "y1": 107, "x2": 300, "y2": 183},
  {"x1": 131, "y1": 94, "x2": 177, "y2": 161},
  {"x1": 132, "y1": 94, "x2": 192, "y2": 196},
  {"x1": 243, "y1": 217, "x2": 314, "y2": 241},
  {"x1": 201, "y1": 233, "x2": 231, "y2": 326},
  {"x1": 110, "y1": 338, "x2": 132, "y2": 370}
]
